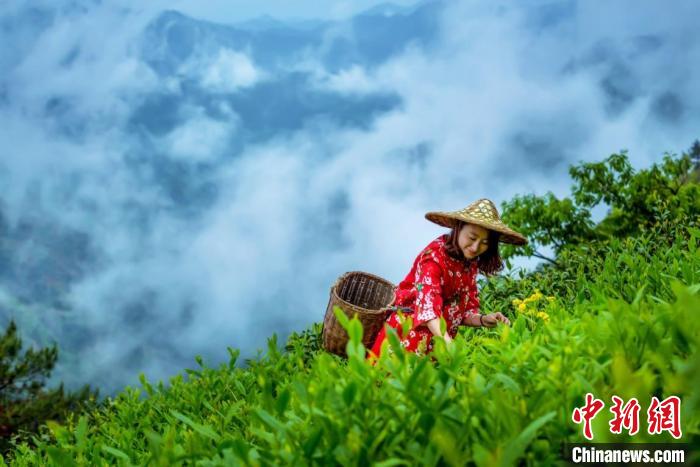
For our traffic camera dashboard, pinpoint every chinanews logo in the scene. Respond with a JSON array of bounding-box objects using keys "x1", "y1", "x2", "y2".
[
  {"x1": 571, "y1": 393, "x2": 682, "y2": 440},
  {"x1": 566, "y1": 394, "x2": 689, "y2": 465}
]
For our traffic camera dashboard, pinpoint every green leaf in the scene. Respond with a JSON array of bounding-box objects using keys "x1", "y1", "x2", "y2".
[
  {"x1": 385, "y1": 328, "x2": 405, "y2": 362},
  {"x1": 253, "y1": 408, "x2": 287, "y2": 434},
  {"x1": 303, "y1": 427, "x2": 323, "y2": 458},
  {"x1": 45, "y1": 446, "x2": 76, "y2": 467},
  {"x1": 46, "y1": 421, "x2": 71, "y2": 445},
  {"x1": 275, "y1": 386, "x2": 291, "y2": 415},
  {"x1": 227, "y1": 346, "x2": 240, "y2": 368},
  {"x1": 333, "y1": 305, "x2": 351, "y2": 331},
  {"x1": 342, "y1": 381, "x2": 358, "y2": 406},
  {"x1": 171, "y1": 410, "x2": 222, "y2": 442},
  {"x1": 500, "y1": 411, "x2": 556, "y2": 466},
  {"x1": 493, "y1": 373, "x2": 520, "y2": 393},
  {"x1": 430, "y1": 422, "x2": 461, "y2": 466},
  {"x1": 632, "y1": 284, "x2": 647, "y2": 306},
  {"x1": 399, "y1": 311, "x2": 413, "y2": 337},
  {"x1": 74, "y1": 416, "x2": 88, "y2": 453},
  {"x1": 101, "y1": 445, "x2": 131, "y2": 462},
  {"x1": 228, "y1": 438, "x2": 253, "y2": 461},
  {"x1": 375, "y1": 459, "x2": 409, "y2": 467},
  {"x1": 348, "y1": 316, "x2": 364, "y2": 344},
  {"x1": 139, "y1": 372, "x2": 154, "y2": 397}
]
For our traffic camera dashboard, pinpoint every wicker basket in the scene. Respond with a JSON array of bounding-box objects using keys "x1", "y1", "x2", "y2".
[{"x1": 322, "y1": 271, "x2": 396, "y2": 357}]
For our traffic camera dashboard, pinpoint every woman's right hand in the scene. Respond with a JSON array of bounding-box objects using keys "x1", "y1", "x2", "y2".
[{"x1": 480, "y1": 312, "x2": 511, "y2": 327}]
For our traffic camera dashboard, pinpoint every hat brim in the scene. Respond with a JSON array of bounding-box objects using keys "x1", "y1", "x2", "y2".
[{"x1": 425, "y1": 212, "x2": 528, "y2": 246}]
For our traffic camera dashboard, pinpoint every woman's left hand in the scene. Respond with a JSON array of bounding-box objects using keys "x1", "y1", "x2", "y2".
[{"x1": 481, "y1": 312, "x2": 511, "y2": 327}]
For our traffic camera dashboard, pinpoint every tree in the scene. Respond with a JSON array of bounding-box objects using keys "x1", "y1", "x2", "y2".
[
  {"x1": 689, "y1": 139, "x2": 700, "y2": 182},
  {"x1": 500, "y1": 142, "x2": 700, "y2": 264},
  {"x1": 0, "y1": 320, "x2": 97, "y2": 454},
  {"x1": 689, "y1": 139, "x2": 700, "y2": 167}
]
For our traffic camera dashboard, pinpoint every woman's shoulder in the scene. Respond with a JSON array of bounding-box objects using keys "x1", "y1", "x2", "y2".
[
  {"x1": 418, "y1": 234, "x2": 475, "y2": 273},
  {"x1": 416, "y1": 234, "x2": 450, "y2": 264}
]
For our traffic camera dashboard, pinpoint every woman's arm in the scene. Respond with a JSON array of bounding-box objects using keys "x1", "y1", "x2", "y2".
[
  {"x1": 411, "y1": 259, "x2": 445, "y2": 328},
  {"x1": 428, "y1": 313, "x2": 510, "y2": 344},
  {"x1": 465, "y1": 312, "x2": 511, "y2": 327},
  {"x1": 464, "y1": 313, "x2": 483, "y2": 327},
  {"x1": 424, "y1": 318, "x2": 453, "y2": 343}
]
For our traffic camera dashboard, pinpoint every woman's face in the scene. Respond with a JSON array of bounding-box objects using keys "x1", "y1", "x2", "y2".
[{"x1": 457, "y1": 223, "x2": 490, "y2": 259}]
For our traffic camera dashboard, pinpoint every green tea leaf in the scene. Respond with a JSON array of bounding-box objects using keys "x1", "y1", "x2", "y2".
[
  {"x1": 46, "y1": 446, "x2": 76, "y2": 467},
  {"x1": 171, "y1": 410, "x2": 221, "y2": 442},
  {"x1": 334, "y1": 305, "x2": 351, "y2": 330},
  {"x1": 342, "y1": 381, "x2": 358, "y2": 406},
  {"x1": 101, "y1": 445, "x2": 131, "y2": 461},
  {"x1": 500, "y1": 411, "x2": 556, "y2": 466}
]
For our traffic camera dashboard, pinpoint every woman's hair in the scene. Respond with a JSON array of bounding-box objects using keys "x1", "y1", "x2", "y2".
[{"x1": 443, "y1": 221, "x2": 504, "y2": 276}]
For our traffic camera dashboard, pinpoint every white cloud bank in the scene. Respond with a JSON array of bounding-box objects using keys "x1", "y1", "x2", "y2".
[
  {"x1": 1, "y1": 0, "x2": 698, "y2": 392},
  {"x1": 201, "y1": 49, "x2": 265, "y2": 92}
]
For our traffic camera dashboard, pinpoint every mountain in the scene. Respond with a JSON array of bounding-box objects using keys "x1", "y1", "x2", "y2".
[{"x1": 0, "y1": 1, "x2": 445, "y2": 393}]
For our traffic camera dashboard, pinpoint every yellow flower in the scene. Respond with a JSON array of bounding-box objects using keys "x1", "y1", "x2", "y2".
[
  {"x1": 524, "y1": 293, "x2": 539, "y2": 303},
  {"x1": 517, "y1": 303, "x2": 527, "y2": 312},
  {"x1": 512, "y1": 298, "x2": 522, "y2": 306},
  {"x1": 546, "y1": 296, "x2": 555, "y2": 303},
  {"x1": 536, "y1": 311, "x2": 550, "y2": 322}
]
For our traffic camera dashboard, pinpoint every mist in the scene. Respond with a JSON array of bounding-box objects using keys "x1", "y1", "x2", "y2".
[{"x1": 1, "y1": 0, "x2": 698, "y2": 393}]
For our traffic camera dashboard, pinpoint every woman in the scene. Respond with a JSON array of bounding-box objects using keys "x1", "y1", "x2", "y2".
[{"x1": 368, "y1": 198, "x2": 527, "y2": 358}]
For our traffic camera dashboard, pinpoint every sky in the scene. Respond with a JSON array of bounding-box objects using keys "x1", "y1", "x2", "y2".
[
  {"x1": 1, "y1": 0, "x2": 699, "y2": 393},
  {"x1": 172, "y1": 0, "x2": 422, "y2": 23}
]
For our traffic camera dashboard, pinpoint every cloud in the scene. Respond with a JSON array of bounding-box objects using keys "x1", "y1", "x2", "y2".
[
  {"x1": 200, "y1": 49, "x2": 265, "y2": 91},
  {"x1": 170, "y1": 0, "x2": 421, "y2": 23},
  {"x1": 313, "y1": 65, "x2": 384, "y2": 95},
  {"x1": 1, "y1": 0, "x2": 699, "y2": 393},
  {"x1": 5, "y1": 3, "x2": 160, "y2": 122},
  {"x1": 162, "y1": 106, "x2": 238, "y2": 162}
]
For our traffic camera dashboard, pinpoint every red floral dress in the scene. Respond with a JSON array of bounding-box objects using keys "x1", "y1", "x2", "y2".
[{"x1": 368, "y1": 233, "x2": 481, "y2": 358}]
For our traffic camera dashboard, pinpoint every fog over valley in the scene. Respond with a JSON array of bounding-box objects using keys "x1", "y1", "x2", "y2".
[{"x1": 1, "y1": 0, "x2": 699, "y2": 393}]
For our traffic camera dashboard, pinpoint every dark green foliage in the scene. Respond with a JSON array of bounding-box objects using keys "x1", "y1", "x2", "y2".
[
  {"x1": 0, "y1": 321, "x2": 97, "y2": 455},
  {"x1": 284, "y1": 322, "x2": 323, "y2": 366},
  {"x1": 500, "y1": 143, "x2": 700, "y2": 263},
  {"x1": 689, "y1": 140, "x2": 700, "y2": 172}
]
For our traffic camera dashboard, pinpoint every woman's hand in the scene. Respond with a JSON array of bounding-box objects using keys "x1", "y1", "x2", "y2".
[
  {"x1": 426, "y1": 318, "x2": 453, "y2": 344},
  {"x1": 480, "y1": 312, "x2": 511, "y2": 327}
]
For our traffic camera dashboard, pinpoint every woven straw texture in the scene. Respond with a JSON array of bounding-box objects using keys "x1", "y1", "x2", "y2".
[
  {"x1": 322, "y1": 271, "x2": 395, "y2": 357},
  {"x1": 425, "y1": 198, "x2": 527, "y2": 245}
]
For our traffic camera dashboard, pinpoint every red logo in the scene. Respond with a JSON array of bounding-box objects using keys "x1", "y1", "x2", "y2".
[
  {"x1": 573, "y1": 394, "x2": 682, "y2": 440},
  {"x1": 572, "y1": 393, "x2": 605, "y2": 440},
  {"x1": 609, "y1": 396, "x2": 640, "y2": 435},
  {"x1": 647, "y1": 396, "x2": 682, "y2": 439}
]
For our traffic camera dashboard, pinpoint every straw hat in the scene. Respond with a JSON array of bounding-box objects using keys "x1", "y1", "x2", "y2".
[{"x1": 425, "y1": 198, "x2": 528, "y2": 245}]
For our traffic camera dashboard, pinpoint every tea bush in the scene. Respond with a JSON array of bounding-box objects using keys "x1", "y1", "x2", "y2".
[{"x1": 5, "y1": 226, "x2": 697, "y2": 466}]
